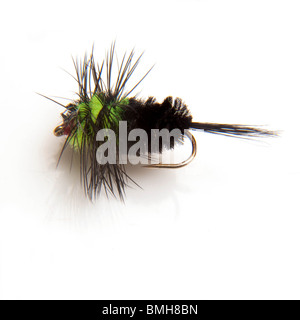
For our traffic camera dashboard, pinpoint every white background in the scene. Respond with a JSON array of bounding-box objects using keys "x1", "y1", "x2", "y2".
[{"x1": 0, "y1": 0, "x2": 299, "y2": 300}]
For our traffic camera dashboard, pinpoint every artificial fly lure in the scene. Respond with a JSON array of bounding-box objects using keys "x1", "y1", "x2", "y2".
[{"x1": 44, "y1": 43, "x2": 276, "y2": 201}]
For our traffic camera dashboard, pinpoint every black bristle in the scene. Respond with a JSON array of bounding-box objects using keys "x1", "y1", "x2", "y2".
[
  {"x1": 122, "y1": 96, "x2": 192, "y2": 152},
  {"x1": 125, "y1": 96, "x2": 192, "y2": 132},
  {"x1": 190, "y1": 122, "x2": 277, "y2": 138}
]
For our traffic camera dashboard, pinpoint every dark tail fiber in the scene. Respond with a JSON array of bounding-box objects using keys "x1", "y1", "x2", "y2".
[{"x1": 190, "y1": 122, "x2": 277, "y2": 138}]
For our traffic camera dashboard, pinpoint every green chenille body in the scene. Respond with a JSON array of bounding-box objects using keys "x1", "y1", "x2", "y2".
[{"x1": 69, "y1": 95, "x2": 129, "y2": 149}]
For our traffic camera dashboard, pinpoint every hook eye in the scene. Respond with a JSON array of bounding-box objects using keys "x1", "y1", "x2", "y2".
[{"x1": 54, "y1": 125, "x2": 64, "y2": 137}]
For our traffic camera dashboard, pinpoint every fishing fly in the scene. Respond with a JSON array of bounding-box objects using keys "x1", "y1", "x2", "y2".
[{"x1": 45, "y1": 43, "x2": 276, "y2": 201}]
